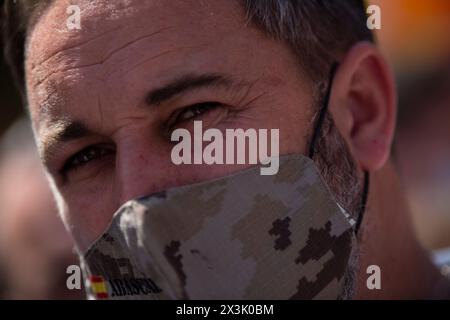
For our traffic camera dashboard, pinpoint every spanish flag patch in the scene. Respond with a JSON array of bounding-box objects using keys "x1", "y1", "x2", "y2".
[{"x1": 89, "y1": 275, "x2": 108, "y2": 299}]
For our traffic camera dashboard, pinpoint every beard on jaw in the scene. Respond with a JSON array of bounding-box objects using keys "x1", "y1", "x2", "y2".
[
  {"x1": 314, "y1": 113, "x2": 364, "y2": 220},
  {"x1": 315, "y1": 114, "x2": 363, "y2": 299},
  {"x1": 309, "y1": 77, "x2": 365, "y2": 220},
  {"x1": 310, "y1": 89, "x2": 365, "y2": 298}
]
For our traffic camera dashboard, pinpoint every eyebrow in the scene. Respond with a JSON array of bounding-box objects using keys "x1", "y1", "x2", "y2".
[
  {"x1": 145, "y1": 73, "x2": 234, "y2": 106},
  {"x1": 40, "y1": 120, "x2": 93, "y2": 166},
  {"x1": 56, "y1": 121, "x2": 92, "y2": 141}
]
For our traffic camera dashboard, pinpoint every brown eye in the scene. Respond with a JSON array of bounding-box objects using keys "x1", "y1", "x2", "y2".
[
  {"x1": 176, "y1": 102, "x2": 220, "y2": 122},
  {"x1": 63, "y1": 146, "x2": 113, "y2": 173},
  {"x1": 165, "y1": 102, "x2": 227, "y2": 138}
]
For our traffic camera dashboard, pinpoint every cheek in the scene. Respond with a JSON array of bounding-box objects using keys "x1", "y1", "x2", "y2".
[
  {"x1": 241, "y1": 103, "x2": 310, "y2": 157},
  {"x1": 61, "y1": 181, "x2": 117, "y2": 251},
  {"x1": 279, "y1": 122, "x2": 309, "y2": 156},
  {"x1": 234, "y1": 87, "x2": 312, "y2": 157},
  {"x1": 277, "y1": 97, "x2": 314, "y2": 156}
]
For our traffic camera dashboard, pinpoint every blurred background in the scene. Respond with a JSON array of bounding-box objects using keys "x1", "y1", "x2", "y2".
[
  {"x1": 0, "y1": 0, "x2": 449, "y2": 299},
  {"x1": 372, "y1": 0, "x2": 450, "y2": 251}
]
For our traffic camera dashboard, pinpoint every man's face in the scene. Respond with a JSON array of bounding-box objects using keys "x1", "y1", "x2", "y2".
[{"x1": 26, "y1": 0, "x2": 314, "y2": 251}]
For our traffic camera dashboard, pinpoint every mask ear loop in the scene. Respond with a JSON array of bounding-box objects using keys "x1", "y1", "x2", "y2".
[
  {"x1": 308, "y1": 62, "x2": 369, "y2": 236},
  {"x1": 307, "y1": 63, "x2": 339, "y2": 159}
]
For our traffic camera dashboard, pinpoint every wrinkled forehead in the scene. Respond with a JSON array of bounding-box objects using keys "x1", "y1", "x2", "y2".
[
  {"x1": 25, "y1": 0, "x2": 246, "y2": 125},
  {"x1": 26, "y1": 0, "x2": 244, "y2": 61}
]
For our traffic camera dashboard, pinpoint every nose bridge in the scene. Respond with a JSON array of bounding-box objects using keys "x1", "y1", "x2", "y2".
[{"x1": 115, "y1": 126, "x2": 166, "y2": 204}]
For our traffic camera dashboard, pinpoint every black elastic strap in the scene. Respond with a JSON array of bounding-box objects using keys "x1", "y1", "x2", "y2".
[
  {"x1": 354, "y1": 171, "x2": 369, "y2": 235},
  {"x1": 308, "y1": 63, "x2": 339, "y2": 159},
  {"x1": 307, "y1": 62, "x2": 370, "y2": 235}
]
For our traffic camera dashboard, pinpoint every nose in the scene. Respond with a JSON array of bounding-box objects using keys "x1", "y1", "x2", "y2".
[{"x1": 114, "y1": 126, "x2": 177, "y2": 205}]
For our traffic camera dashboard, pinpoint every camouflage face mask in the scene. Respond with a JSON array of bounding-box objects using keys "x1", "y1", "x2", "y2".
[
  {"x1": 80, "y1": 154, "x2": 360, "y2": 300},
  {"x1": 80, "y1": 63, "x2": 368, "y2": 300}
]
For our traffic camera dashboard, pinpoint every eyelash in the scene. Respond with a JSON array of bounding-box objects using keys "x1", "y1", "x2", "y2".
[
  {"x1": 61, "y1": 102, "x2": 220, "y2": 174},
  {"x1": 166, "y1": 101, "x2": 221, "y2": 131},
  {"x1": 62, "y1": 145, "x2": 114, "y2": 174}
]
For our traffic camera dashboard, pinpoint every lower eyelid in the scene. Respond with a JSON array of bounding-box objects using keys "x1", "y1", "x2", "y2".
[
  {"x1": 62, "y1": 148, "x2": 114, "y2": 174},
  {"x1": 63, "y1": 152, "x2": 115, "y2": 184},
  {"x1": 166, "y1": 105, "x2": 229, "y2": 137}
]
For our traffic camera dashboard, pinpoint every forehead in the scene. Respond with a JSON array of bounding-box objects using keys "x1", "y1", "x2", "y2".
[
  {"x1": 27, "y1": 0, "x2": 244, "y2": 62},
  {"x1": 25, "y1": 0, "x2": 303, "y2": 132}
]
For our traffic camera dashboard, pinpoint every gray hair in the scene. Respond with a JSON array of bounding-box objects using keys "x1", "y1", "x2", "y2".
[{"x1": 244, "y1": 0, "x2": 374, "y2": 84}]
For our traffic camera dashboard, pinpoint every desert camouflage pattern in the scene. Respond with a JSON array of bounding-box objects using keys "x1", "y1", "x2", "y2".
[{"x1": 80, "y1": 154, "x2": 357, "y2": 300}]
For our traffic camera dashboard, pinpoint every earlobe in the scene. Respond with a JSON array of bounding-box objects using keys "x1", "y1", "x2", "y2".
[{"x1": 330, "y1": 42, "x2": 397, "y2": 172}]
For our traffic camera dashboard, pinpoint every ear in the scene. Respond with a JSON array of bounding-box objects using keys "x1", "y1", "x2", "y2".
[{"x1": 329, "y1": 42, "x2": 397, "y2": 172}]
